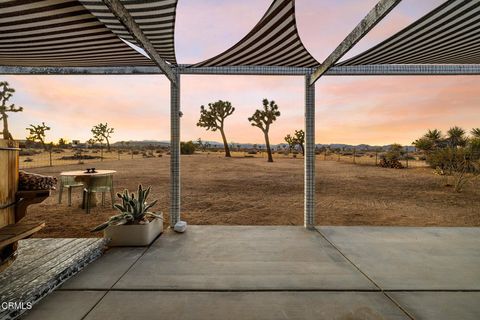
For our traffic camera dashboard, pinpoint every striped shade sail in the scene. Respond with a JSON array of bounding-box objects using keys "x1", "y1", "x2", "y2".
[
  {"x1": 338, "y1": 0, "x2": 480, "y2": 66},
  {"x1": 193, "y1": 0, "x2": 319, "y2": 68},
  {"x1": 79, "y1": 0, "x2": 178, "y2": 65},
  {"x1": 0, "y1": 0, "x2": 155, "y2": 67}
]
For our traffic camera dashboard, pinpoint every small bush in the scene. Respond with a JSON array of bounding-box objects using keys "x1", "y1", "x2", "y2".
[
  {"x1": 180, "y1": 141, "x2": 196, "y2": 155},
  {"x1": 427, "y1": 148, "x2": 464, "y2": 171},
  {"x1": 248, "y1": 150, "x2": 257, "y2": 155}
]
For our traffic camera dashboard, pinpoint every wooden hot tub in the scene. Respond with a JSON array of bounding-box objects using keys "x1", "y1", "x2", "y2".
[{"x1": 0, "y1": 140, "x2": 49, "y2": 272}]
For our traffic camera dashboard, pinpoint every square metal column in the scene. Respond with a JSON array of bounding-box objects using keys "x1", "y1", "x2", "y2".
[
  {"x1": 304, "y1": 74, "x2": 316, "y2": 228},
  {"x1": 170, "y1": 72, "x2": 181, "y2": 226}
]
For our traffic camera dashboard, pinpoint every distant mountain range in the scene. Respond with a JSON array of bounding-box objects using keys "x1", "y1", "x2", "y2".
[{"x1": 112, "y1": 140, "x2": 416, "y2": 152}]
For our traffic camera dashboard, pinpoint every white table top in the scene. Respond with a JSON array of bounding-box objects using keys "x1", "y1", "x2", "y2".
[{"x1": 60, "y1": 170, "x2": 116, "y2": 177}]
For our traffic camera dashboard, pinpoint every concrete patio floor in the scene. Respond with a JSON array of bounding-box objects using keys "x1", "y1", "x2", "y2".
[{"x1": 21, "y1": 226, "x2": 480, "y2": 320}]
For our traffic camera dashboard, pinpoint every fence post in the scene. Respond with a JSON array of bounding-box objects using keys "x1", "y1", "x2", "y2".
[
  {"x1": 338, "y1": 152, "x2": 340, "y2": 162},
  {"x1": 131, "y1": 149, "x2": 134, "y2": 159},
  {"x1": 101, "y1": 147, "x2": 103, "y2": 161},
  {"x1": 49, "y1": 149, "x2": 52, "y2": 167},
  {"x1": 353, "y1": 147, "x2": 356, "y2": 164},
  {"x1": 118, "y1": 150, "x2": 120, "y2": 160},
  {"x1": 375, "y1": 150, "x2": 378, "y2": 166},
  {"x1": 406, "y1": 147, "x2": 409, "y2": 168},
  {"x1": 324, "y1": 149, "x2": 327, "y2": 160}
]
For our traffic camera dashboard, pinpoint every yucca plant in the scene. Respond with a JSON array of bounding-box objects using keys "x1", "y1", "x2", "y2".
[{"x1": 91, "y1": 184, "x2": 162, "y2": 232}]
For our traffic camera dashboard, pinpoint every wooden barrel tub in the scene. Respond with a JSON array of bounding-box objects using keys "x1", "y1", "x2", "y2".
[{"x1": 0, "y1": 139, "x2": 20, "y2": 270}]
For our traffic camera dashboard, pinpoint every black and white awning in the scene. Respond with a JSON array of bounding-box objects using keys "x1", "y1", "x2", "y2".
[
  {"x1": 0, "y1": 0, "x2": 156, "y2": 67},
  {"x1": 0, "y1": 0, "x2": 178, "y2": 67},
  {"x1": 193, "y1": 0, "x2": 319, "y2": 68},
  {"x1": 79, "y1": 0, "x2": 178, "y2": 65},
  {"x1": 338, "y1": 0, "x2": 480, "y2": 66}
]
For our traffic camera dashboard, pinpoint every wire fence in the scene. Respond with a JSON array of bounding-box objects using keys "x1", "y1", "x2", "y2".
[
  {"x1": 318, "y1": 149, "x2": 429, "y2": 168},
  {"x1": 21, "y1": 147, "x2": 472, "y2": 170},
  {"x1": 19, "y1": 148, "x2": 166, "y2": 169}
]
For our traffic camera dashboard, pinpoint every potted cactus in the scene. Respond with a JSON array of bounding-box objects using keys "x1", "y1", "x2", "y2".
[{"x1": 91, "y1": 185, "x2": 163, "y2": 246}]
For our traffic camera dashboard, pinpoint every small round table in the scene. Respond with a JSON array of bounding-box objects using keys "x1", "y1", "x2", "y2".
[{"x1": 59, "y1": 170, "x2": 116, "y2": 212}]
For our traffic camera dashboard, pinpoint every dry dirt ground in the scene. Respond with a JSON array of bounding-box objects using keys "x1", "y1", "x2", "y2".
[{"x1": 23, "y1": 154, "x2": 480, "y2": 238}]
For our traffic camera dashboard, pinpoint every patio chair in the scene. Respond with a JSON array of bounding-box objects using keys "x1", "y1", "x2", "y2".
[
  {"x1": 83, "y1": 175, "x2": 115, "y2": 214},
  {"x1": 58, "y1": 176, "x2": 84, "y2": 206}
]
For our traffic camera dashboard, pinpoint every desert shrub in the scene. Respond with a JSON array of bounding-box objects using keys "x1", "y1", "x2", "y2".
[
  {"x1": 429, "y1": 148, "x2": 479, "y2": 171},
  {"x1": 132, "y1": 150, "x2": 140, "y2": 155},
  {"x1": 248, "y1": 150, "x2": 257, "y2": 155},
  {"x1": 142, "y1": 151, "x2": 155, "y2": 158},
  {"x1": 180, "y1": 141, "x2": 196, "y2": 155},
  {"x1": 24, "y1": 157, "x2": 33, "y2": 162}
]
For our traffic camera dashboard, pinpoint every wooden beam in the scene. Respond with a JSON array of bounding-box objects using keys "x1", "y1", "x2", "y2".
[
  {"x1": 102, "y1": 0, "x2": 176, "y2": 84},
  {"x1": 310, "y1": 0, "x2": 402, "y2": 84}
]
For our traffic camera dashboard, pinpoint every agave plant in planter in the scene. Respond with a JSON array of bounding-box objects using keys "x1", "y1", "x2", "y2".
[{"x1": 92, "y1": 185, "x2": 163, "y2": 246}]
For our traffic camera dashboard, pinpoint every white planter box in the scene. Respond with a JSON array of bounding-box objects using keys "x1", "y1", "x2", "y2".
[{"x1": 104, "y1": 214, "x2": 163, "y2": 246}]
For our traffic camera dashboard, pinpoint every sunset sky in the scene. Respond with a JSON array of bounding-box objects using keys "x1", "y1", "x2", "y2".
[{"x1": 4, "y1": 0, "x2": 480, "y2": 146}]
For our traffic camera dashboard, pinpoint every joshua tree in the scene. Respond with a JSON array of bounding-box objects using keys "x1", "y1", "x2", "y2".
[
  {"x1": 248, "y1": 99, "x2": 280, "y2": 162},
  {"x1": 92, "y1": 122, "x2": 114, "y2": 151},
  {"x1": 86, "y1": 138, "x2": 96, "y2": 147},
  {"x1": 58, "y1": 138, "x2": 68, "y2": 147},
  {"x1": 26, "y1": 122, "x2": 50, "y2": 150},
  {"x1": 447, "y1": 126, "x2": 467, "y2": 148},
  {"x1": 0, "y1": 81, "x2": 23, "y2": 140},
  {"x1": 197, "y1": 100, "x2": 235, "y2": 157},
  {"x1": 196, "y1": 138, "x2": 211, "y2": 152},
  {"x1": 284, "y1": 129, "x2": 305, "y2": 155}
]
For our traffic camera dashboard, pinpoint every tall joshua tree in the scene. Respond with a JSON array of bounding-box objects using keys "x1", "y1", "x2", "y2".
[
  {"x1": 26, "y1": 122, "x2": 50, "y2": 150},
  {"x1": 248, "y1": 99, "x2": 280, "y2": 162},
  {"x1": 0, "y1": 81, "x2": 23, "y2": 140},
  {"x1": 197, "y1": 100, "x2": 235, "y2": 157},
  {"x1": 92, "y1": 122, "x2": 114, "y2": 151}
]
